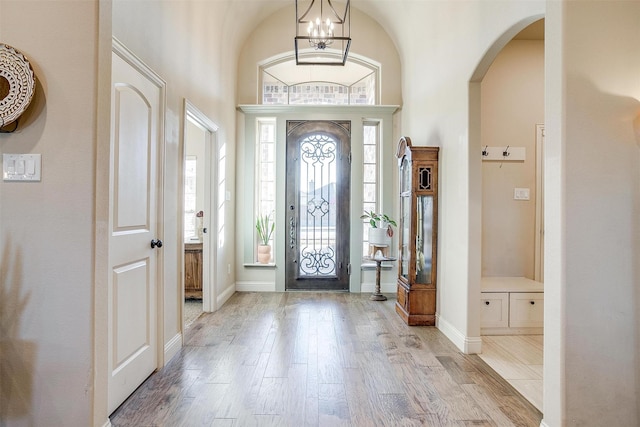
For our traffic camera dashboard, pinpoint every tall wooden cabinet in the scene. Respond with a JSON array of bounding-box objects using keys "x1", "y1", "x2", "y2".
[{"x1": 395, "y1": 137, "x2": 440, "y2": 326}]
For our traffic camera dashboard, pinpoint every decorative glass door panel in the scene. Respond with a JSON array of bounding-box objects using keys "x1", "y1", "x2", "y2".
[{"x1": 286, "y1": 121, "x2": 351, "y2": 291}]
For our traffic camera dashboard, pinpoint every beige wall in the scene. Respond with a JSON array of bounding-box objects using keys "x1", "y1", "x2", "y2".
[
  {"x1": 481, "y1": 40, "x2": 544, "y2": 278},
  {"x1": 0, "y1": 1, "x2": 99, "y2": 425}
]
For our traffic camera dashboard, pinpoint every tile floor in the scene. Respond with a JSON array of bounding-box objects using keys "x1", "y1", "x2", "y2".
[{"x1": 478, "y1": 335, "x2": 543, "y2": 411}]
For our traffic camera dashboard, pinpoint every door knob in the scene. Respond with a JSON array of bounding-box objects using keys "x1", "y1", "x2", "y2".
[{"x1": 150, "y1": 239, "x2": 163, "y2": 249}]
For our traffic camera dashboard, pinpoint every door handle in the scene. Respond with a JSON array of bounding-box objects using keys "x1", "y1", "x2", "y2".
[
  {"x1": 150, "y1": 239, "x2": 163, "y2": 249},
  {"x1": 289, "y1": 217, "x2": 296, "y2": 249}
]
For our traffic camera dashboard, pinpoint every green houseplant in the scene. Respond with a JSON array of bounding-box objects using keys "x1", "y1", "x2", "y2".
[{"x1": 256, "y1": 213, "x2": 275, "y2": 263}]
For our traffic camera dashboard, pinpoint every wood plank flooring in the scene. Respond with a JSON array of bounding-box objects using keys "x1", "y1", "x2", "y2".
[
  {"x1": 478, "y1": 335, "x2": 543, "y2": 412},
  {"x1": 110, "y1": 292, "x2": 542, "y2": 426}
]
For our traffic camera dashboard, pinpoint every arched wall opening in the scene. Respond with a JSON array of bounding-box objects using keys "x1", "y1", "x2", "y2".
[{"x1": 467, "y1": 14, "x2": 545, "y2": 410}]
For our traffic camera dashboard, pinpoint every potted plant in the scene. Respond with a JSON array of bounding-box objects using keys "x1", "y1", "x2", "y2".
[
  {"x1": 361, "y1": 210, "x2": 397, "y2": 246},
  {"x1": 256, "y1": 213, "x2": 275, "y2": 263}
]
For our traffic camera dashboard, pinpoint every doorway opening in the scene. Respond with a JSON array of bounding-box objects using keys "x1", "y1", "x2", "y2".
[
  {"x1": 470, "y1": 18, "x2": 545, "y2": 411},
  {"x1": 182, "y1": 100, "x2": 219, "y2": 328}
]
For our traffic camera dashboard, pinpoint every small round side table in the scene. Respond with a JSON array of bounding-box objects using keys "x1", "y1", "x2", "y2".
[{"x1": 364, "y1": 256, "x2": 397, "y2": 301}]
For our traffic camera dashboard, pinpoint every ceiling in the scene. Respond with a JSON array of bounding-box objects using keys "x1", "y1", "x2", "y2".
[{"x1": 263, "y1": 17, "x2": 544, "y2": 90}]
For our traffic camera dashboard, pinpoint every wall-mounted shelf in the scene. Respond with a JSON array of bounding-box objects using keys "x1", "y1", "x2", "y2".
[{"x1": 481, "y1": 146, "x2": 525, "y2": 161}]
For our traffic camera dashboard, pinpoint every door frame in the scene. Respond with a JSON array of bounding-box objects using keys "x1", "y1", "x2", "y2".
[
  {"x1": 534, "y1": 123, "x2": 544, "y2": 282},
  {"x1": 182, "y1": 99, "x2": 219, "y2": 315},
  {"x1": 106, "y1": 37, "x2": 166, "y2": 413}
]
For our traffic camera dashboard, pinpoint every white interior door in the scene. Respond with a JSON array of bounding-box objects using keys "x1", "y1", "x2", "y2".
[{"x1": 108, "y1": 42, "x2": 165, "y2": 414}]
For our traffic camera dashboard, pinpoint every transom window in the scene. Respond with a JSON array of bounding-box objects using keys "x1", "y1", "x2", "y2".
[{"x1": 260, "y1": 55, "x2": 379, "y2": 105}]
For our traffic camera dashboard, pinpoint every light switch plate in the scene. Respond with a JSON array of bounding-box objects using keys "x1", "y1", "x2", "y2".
[
  {"x1": 514, "y1": 187, "x2": 530, "y2": 200},
  {"x1": 3, "y1": 154, "x2": 41, "y2": 181}
]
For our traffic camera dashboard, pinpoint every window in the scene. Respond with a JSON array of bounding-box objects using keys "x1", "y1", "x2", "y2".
[
  {"x1": 260, "y1": 56, "x2": 379, "y2": 105},
  {"x1": 256, "y1": 118, "x2": 276, "y2": 260},
  {"x1": 362, "y1": 121, "x2": 380, "y2": 256}
]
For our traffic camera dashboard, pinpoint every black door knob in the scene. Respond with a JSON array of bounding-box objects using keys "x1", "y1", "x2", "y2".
[{"x1": 150, "y1": 239, "x2": 163, "y2": 249}]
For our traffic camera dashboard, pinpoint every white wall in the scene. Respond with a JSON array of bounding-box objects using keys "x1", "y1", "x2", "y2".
[
  {"x1": 544, "y1": 1, "x2": 640, "y2": 425},
  {"x1": 0, "y1": 1, "x2": 100, "y2": 425},
  {"x1": 481, "y1": 40, "x2": 544, "y2": 278}
]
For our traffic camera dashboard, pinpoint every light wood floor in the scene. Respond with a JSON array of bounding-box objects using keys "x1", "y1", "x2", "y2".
[
  {"x1": 478, "y1": 335, "x2": 543, "y2": 412},
  {"x1": 111, "y1": 292, "x2": 542, "y2": 426}
]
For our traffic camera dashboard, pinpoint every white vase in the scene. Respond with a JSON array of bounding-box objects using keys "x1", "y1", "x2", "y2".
[
  {"x1": 257, "y1": 244, "x2": 271, "y2": 264},
  {"x1": 369, "y1": 227, "x2": 391, "y2": 246}
]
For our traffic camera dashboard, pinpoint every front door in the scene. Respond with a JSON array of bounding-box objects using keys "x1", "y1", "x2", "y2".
[
  {"x1": 108, "y1": 43, "x2": 165, "y2": 413},
  {"x1": 285, "y1": 121, "x2": 351, "y2": 291}
]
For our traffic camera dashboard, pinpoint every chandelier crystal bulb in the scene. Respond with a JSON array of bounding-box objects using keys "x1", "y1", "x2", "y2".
[{"x1": 308, "y1": 16, "x2": 334, "y2": 50}]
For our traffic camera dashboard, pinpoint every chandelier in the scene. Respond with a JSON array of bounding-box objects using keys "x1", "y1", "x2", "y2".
[{"x1": 295, "y1": 0, "x2": 351, "y2": 66}]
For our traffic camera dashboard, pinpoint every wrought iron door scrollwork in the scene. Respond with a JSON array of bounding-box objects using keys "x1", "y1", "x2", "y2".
[{"x1": 299, "y1": 246, "x2": 336, "y2": 276}]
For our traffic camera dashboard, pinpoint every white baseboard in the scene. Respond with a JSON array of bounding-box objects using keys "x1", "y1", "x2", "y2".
[
  {"x1": 235, "y1": 281, "x2": 275, "y2": 292},
  {"x1": 164, "y1": 332, "x2": 182, "y2": 363},
  {"x1": 102, "y1": 419, "x2": 113, "y2": 427},
  {"x1": 360, "y1": 281, "x2": 396, "y2": 294},
  {"x1": 436, "y1": 314, "x2": 482, "y2": 354},
  {"x1": 217, "y1": 282, "x2": 236, "y2": 307},
  {"x1": 539, "y1": 420, "x2": 550, "y2": 427}
]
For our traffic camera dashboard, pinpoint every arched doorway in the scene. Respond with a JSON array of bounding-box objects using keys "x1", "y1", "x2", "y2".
[{"x1": 468, "y1": 17, "x2": 545, "y2": 411}]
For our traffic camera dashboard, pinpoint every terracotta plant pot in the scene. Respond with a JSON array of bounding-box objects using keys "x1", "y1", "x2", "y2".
[{"x1": 257, "y1": 244, "x2": 271, "y2": 264}]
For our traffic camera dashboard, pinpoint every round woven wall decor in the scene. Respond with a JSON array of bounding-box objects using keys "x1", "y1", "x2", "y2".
[{"x1": 0, "y1": 43, "x2": 36, "y2": 127}]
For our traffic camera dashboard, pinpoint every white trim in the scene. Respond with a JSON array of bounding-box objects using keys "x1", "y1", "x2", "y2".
[
  {"x1": 534, "y1": 124, "x2": 545, "y2": 282},
  {"x1": 217, "y1": 283, "x2": 236, "y2": 308},
  {"x1": 101, "y1": 420, "x2": 113, "y2": 427},
  {"x1": 238, "y1": 104, "x2": 399, "y2": 115},
  {"x1": 164, "y1": 333, "x2": 182, "y2": 363},
  {"x1": 360, "y1": 281, "x2": 396, "y2": 294},
  {"x1": 436, "y1": 314, "x2": 482, "y2": 354},
  {"x1": 539, "y1": 420, "x2": 550, "y2": 427},
  {"x1": 235, "y1": 281, "x2": 276, "y2": 292}
]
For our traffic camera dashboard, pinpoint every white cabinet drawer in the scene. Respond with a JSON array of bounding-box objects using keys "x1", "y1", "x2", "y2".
[
  {"x1": 480, "y1": 292, "x2": 509, "y2": 328},
  {"x1": 509, "y1": 292, "x2": 544, "y2": 328}
]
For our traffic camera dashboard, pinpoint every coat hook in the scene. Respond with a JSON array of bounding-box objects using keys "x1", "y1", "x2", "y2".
[
  {"x1": 503, "y1": 145, "x2": 510, "y2": 157},
  {"x1": 482, "y1": 145, "x2": 488, "y2": 157}
]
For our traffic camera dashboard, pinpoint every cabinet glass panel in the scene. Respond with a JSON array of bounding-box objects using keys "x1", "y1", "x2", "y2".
[
  {"x1": 415, "y1": 195, "x2": 433, "y2": 284},
  {"x1": 400, "y1": 193, "x2": 410, "y2": 278},
  {"x1": 400, "y1": 157, "x2": 410, "y2": 192}
]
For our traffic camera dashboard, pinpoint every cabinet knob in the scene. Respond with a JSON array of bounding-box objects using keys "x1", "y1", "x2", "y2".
[
  {"x1": 485, "y1": 301, "x2": 490, "y2": 305},
  {"x1": 530, "y1": 301, "x2": 535, "y2": 305}
]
